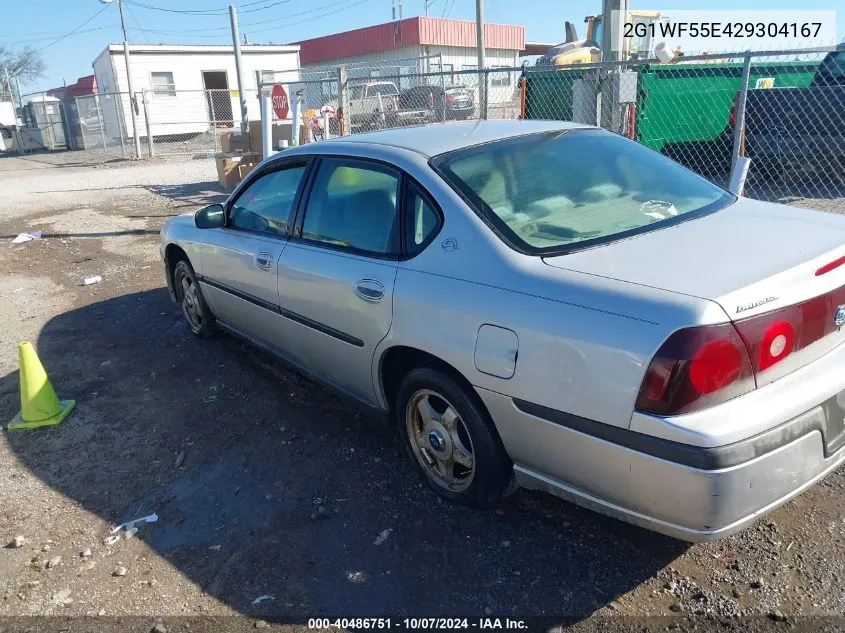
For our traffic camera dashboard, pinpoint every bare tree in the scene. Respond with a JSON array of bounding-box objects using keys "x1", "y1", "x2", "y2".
[{"x1": 1, "y1": 46, "x2": 46, "y2": 101}]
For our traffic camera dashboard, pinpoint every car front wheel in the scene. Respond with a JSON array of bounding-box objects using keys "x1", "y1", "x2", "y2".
[
  {"x1": 173, "y1": 259, "x2": 217, "y2": 338},
  {"x1": 396, "y1": 367, "x2": 512, "y2": 508}
]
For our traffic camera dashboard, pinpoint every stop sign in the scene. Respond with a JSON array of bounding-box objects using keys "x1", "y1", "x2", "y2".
[{"x1": 271, "y1": 84, "x2": 289, "y2": 120}]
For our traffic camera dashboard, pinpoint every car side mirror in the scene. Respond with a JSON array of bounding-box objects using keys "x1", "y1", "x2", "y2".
[{"x1": 194, "y1": 204, "x2": 225, "y2": 229}]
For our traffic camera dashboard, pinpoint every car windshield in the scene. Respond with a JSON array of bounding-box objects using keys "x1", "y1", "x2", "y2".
[
  {"x1": 368, "y1": 84, "x2": 398, "y2": 97},
  {"x1": 435, "y1": 129, "x2": 734, "y2": 254}
]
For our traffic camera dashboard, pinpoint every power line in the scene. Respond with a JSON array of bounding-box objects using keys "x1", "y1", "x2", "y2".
[
  {"x1": 124, "y1": 3, "x2": 152, "y2": 44},
  {"x1": 130, "y1": 0, "x2": 372, "y2": 35},
  {"x1": 7, "y1": 26, "x2": 118, "y2": 45},
  {"x1": 124, "y1": 0, "x2": 291, "y2": 16},
  {"x1": 247, "y1": 0, "x2": 376, "y2": 34},
  {"x1": 35, "y1": 3, "x2": 114, "y2": 52}
]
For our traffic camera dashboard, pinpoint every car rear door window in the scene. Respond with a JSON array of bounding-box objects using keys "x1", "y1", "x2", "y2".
[
  {"x1": 404, "y1": 182, "x2": 441, "y2": 255},
  {"x1": 229, "y1": 165, "x2": 306, "y2": 236},
  {"x1": 301, "y1": 159, "x2": 400, "y2": 256}
]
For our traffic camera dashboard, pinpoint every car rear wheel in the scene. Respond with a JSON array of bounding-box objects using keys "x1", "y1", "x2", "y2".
[
  {"x1": 173, "y1": 259, "x2": 217, "y2": 338},
  {"x1": 396, "y1": 367, "x2": 512, "y2": 508}
]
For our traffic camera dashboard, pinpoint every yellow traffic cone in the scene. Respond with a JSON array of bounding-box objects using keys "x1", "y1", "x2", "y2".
[{"x1": 7, "y1": 342, "x2": 75, "y2": 431}]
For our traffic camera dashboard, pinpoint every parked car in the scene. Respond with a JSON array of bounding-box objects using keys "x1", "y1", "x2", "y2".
[
  {"x1": 740, "y1": 49, "x2": 845, "y2": 182},
  {"x1": 161, "y1": 120, "x2": 845, "y2": 541},
  {"x1": 322, "y1": 80, "x2": 400, "y2": 133},
  {"x1": 397, "y1": 84, "x2": 475, "y2": 122}
]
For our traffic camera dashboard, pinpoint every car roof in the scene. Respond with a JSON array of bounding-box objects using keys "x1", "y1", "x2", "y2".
[{"x1": 294, "y1": 120, "x2": 589, "y2": 159}]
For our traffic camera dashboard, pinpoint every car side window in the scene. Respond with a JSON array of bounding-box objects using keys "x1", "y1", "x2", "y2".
[
  {"x1": 301, "y1": 159, "x2": 400, "y2": 256},
  {"x1": 228, "y1": 165, "x2": 306, "y2": 236},
  {"x1": 404, "y1": 182, "x2": 441, "y2": 256}
]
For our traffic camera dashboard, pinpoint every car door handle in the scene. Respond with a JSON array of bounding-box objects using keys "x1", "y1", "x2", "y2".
[
  {"x1": 355, "y1": 279, "x2": 385, "y2": 302},
  {"x1": 255, "y1": 252, "x2": 274, "y2": 270}
]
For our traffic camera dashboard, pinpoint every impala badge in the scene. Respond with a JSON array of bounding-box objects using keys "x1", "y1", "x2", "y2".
[
  {"x1": 736, "y1": 296, "x2": 778, "y2": 314},
  {"x1": 834, "y1": 305, "x2": 845, "y2": 328}
]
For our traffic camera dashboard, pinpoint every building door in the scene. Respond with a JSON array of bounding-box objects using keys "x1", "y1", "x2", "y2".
[{"x1": 202, "y1": 71, "x2": 233, "y2": 127}]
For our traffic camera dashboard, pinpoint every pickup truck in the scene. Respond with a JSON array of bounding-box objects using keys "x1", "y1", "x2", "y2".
[
  {"x1": 660, "y1": 47, "x2": 845, "y2": 186},
  {"x1": 741, "y1": 50, "x2": 845, "y2": 182},
  {"x1": 323, "y1": 80, "x2": 429, "y2": 134}
]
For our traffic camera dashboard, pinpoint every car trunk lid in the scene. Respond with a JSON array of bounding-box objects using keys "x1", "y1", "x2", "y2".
[{"x1": 543, "y1": 197, "x2": 845, "y2": 320}]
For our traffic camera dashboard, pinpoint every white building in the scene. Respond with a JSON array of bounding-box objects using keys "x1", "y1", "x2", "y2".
[
  {"x1": 296, "y1": 17, "x2": 525, "y2": 108},
  {"x1": 92, "y1": 44, "x2": 300, "y2": 138}
]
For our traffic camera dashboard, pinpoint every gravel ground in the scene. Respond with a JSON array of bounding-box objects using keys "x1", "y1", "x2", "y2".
[{"x1": 1, "y1": 151, "x2": 845, "y2": 633}]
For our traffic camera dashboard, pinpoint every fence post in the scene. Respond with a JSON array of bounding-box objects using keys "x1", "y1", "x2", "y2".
[
  {"x1": 116, "y1": 93, "x2": 127, "y2": 158},
  {"x1": 210, "y1": 89, "x2": 217, "y2": 130},
  {"x1": 142, "y1": 90, "x2": 155, "y2": 159},
  {"x1": 291, "y1": 90, "x2": 300, "y2": 146},
  {"x1": 519, "y1": 72, "x2": 527, "y2": 120},
  {"x1": 337, "y1": 66, "x2": 350, "y2": 135},
  {"x1": 481, "y1": 70, "x2": 488, "y2": 120},
  {"x1": 729, "y1": 53, "x2": 753, "y2": 186},
  {"x1": 260, "y1": 86, "x2": 273, "y2": 158},
  {"x1": 440, "y1": 71, "x2": 447, "y2": 123},
  {"x1": 95, "y1": 97, "x2": 107, "y2": 154}
]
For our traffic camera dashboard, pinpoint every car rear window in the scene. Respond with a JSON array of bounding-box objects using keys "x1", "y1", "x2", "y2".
[{"x1": 433, "y1": 129, "x2": 734, "y2": 255}]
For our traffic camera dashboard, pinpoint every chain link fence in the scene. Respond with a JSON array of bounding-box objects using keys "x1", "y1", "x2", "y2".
[
  {"x1": 258, "y1": 46, "x2": 841, "y2": 215},
  {"x1": 520, "y1": 46, "x2": 845, "y2": 214},
  {"x1": 5, "y1": 45, "x2": 843, "y2": 216},
  {"x1": 6, "y1": 87, "x2": 262, "y2": 168}
]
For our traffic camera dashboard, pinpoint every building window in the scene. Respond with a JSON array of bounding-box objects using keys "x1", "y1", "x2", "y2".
[
  {"x1": 258, "y1": 70, "x2": 275, "y2": 88},
  {"x1": 490, "y1": 67, "x2": 511, "y2": 87},
  {"x1": 151, "y1": 72, "x2": 176, "y2": 97}
]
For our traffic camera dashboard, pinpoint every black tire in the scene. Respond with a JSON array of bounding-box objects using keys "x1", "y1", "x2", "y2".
[
  {"x1": 396, "y1": 367, "x2": 512, "y2": 508},
  {"x1": 173, "y1": 259, "x2": 218, "y2": 338}
]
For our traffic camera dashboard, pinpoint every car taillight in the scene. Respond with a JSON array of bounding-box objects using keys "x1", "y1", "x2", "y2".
[
  {"x1": 445, "y1": 94, "x2": 455, "y2": 104},
  {"x1": 733, "y1": 283, "x2": 845, "y2": 380},
  {"x1": 637, "y1": 283, "x2": 845, "y2": 415},
  {"x1": 635, "y1": 323, "x2": 755, "y2": 415}
]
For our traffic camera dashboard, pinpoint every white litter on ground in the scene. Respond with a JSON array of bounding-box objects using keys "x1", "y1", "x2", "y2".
[
  {"x1": 111, "y1": 513, "x2": 158, "y2": 534},
  {"x1": 11, "y1": 231, "x2": 42, "y2": 244},
  {"x1": 373, "y1": 528, "x2": 393, "y2": 546}
]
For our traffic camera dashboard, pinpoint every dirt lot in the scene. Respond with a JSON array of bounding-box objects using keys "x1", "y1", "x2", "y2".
[{"x1": 1, "y1": 151, "x2": 845, "y2": 632}]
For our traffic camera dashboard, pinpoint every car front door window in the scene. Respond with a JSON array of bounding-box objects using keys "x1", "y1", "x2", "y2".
[{"x1": 229, "y1": 165, "x2": 306, "y2": 236}]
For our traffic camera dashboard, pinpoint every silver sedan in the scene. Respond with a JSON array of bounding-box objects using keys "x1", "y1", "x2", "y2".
[{"x1": 160, "y1": 120, "x2": 845, "y2": 541}]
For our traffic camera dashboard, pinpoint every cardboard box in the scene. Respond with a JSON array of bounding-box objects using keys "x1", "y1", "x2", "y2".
[
  {"x1": 248, "y1": 120, "x2": 293, "y2": 159},
  {"x1": 215, "y1": 155, "x2": 243, "y2": 189},
  {"x1": 220, "y1": 131, "x2": 250, "y2": 154}
]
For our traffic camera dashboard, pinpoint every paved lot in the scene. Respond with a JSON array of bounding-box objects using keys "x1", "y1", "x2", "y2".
[{"x1": 1, "y1": 152, "x2": 845, "y2": 631}]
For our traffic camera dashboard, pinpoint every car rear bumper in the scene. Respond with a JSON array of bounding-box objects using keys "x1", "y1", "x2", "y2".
[
  {"x1": 446, "y1": 106, "x2": 474, "y2": 118},
  {"x1": 477, "y1": 387, "x2": 845, "y2": 541}
]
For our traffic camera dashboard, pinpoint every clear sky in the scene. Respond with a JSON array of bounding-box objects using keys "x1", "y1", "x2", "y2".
[{"x1": 5, "y1": 0, "x2": 844, "y2": 93}]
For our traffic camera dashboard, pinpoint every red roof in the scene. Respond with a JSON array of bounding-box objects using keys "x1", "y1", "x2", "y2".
[
  {"x1": 298, "y1": 17, "x2": 525, "y2": 66},
  {"x1": 47, "y1": 75, "x2": 97, "y2": 99}
]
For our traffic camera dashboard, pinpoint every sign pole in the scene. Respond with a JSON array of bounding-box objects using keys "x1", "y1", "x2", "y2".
[{"x1": 229, "y1": 5, "x2": 249, "y2": 136}]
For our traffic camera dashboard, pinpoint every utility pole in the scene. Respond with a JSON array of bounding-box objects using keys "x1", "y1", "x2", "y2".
[
  {"x1": 599, "y1": 0, "x2": 627, "y2": 131},
  {"x1": 107, "y1": 0, "x2": 142, "y2": 159},
  {"x1": 230, "y1": 5, "x2": 249, "y2": 136},
  {"x1": 600, "y1": 0, "x2": 626, "y2": 63},
  {"x1": 475, "y1": 0, "x2": 487, "y2": 119}
]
